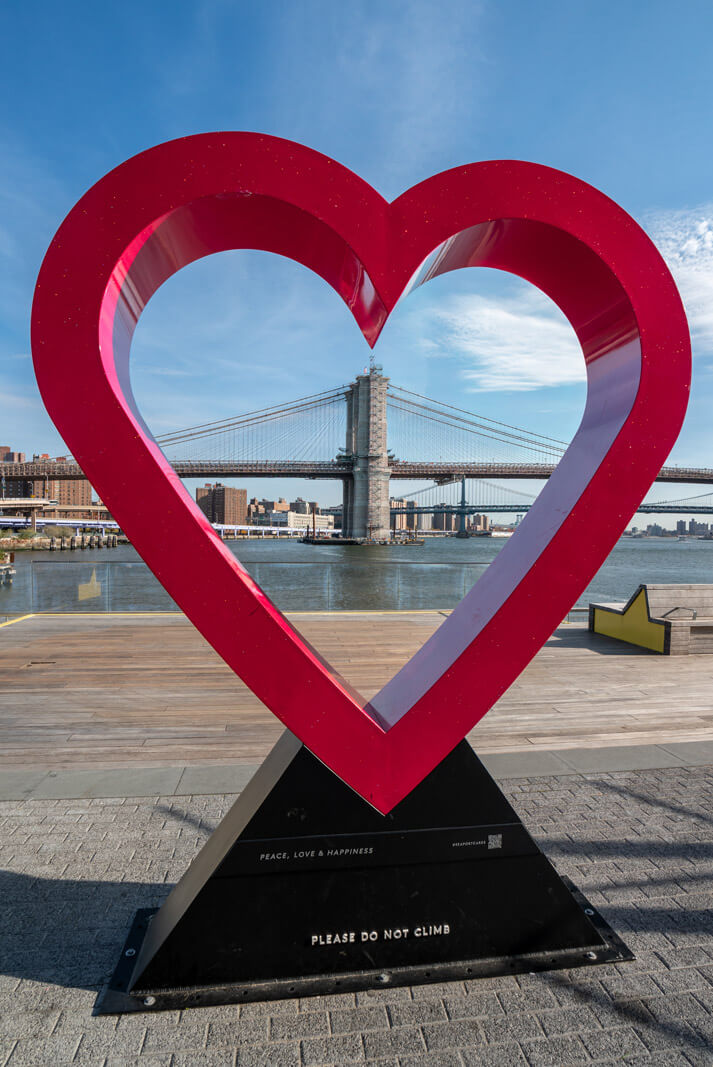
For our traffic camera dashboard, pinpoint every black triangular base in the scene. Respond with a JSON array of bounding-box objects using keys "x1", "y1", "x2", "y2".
[{"x1": 96, "y1": 732, "x2": 632, "y2": 1013}]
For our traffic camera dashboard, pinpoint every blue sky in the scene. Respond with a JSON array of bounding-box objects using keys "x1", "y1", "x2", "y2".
[{"x1": 2, "y1": 0, "x2": 713, "y2": 510}]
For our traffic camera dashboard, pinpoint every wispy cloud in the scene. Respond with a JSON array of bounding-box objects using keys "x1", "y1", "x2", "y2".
[
  {"x1": 0, "y1": 387, "x2": 41, "y2": 412},
  {"x1": 409, "y1": 203, "x2": 713, "y2": 395},
  {"x1": 422, "y1": 287, "x2": 583, "y2": 392},
  {"x1": 270, "y1": 0, "x2": 487, "y2": 196},
  {"x1": 0, "y1": 137, "x2": 69, "y2": 327},
  {"x1": 645, "y1": 206, "x2": 713, "y2": 355},
  {"x1": 0, "y1": 138, "x2": 72, "y2": 452}
]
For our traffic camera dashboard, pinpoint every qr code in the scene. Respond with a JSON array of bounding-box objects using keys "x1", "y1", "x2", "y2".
[{"x1": 487, "y1": 834, "x2": 503, "y2": 850}]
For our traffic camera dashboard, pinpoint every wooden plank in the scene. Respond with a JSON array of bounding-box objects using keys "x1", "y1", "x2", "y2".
[{"x1": 0, "y1": 612, "x2": 712, "y2": 770}]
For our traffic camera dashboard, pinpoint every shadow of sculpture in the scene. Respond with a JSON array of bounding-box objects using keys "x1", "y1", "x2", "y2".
[
  {"x1": 0, "y1": 868, "x2": 170, "y2": 992},
  {"x1": 1, "y1": 764, "x2": 711, "y2": 1060},
  {"x1": 0, "y1": 848, "x2": 710, "y2": 1055},
  {"x1": 1, "y1": 831, "x2": 712, "y2": 989},
  {"x1": 592, "y1": 776, "x2": 713, "y2": 826}
]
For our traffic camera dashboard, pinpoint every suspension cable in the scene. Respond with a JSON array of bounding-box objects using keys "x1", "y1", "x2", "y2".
[
  {"x1": 386, "y1": 398, "x2": 564, "y2": 458},
  {"x1": 156, "y1": 387, "x2": 348, "y2": 445},
  {"x1": 387, "y1": 384, "x2": 569, "y2": 447}
]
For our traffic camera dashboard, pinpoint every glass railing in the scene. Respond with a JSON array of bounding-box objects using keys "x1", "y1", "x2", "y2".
[{"x1": 0, "y1": 559, "x2": 590, "y2": 620}]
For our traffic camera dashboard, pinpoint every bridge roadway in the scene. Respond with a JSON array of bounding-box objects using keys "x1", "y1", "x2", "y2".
[
  {"x1": 404, "y1": 504, "x2": 713, "y2": 516},
  {"x1": 4, "y1": 459, "x2": 713, "y2": 484}
]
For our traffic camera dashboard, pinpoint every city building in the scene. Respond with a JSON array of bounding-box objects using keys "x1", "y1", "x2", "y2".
[
  {"x1": 289, "y1": 497, "x2": 319, "y2": 515},
  {"x1": 390, "y1": 498, "x2": 416, "y2": 532},
  {"x1": 247, "y1": 497, "x2": 327, "y2": 525},
  {"x1": 259, "y1": 498, "x2": 290, "y2": 513},
  {"x1": 468, "y1": 513, "x2": 490, "y2": 533},
  {"x1": 0, "y1": 446, "x2": 25, "y2": 462},
  {"x1": 390, "y1": 499, "x2": 484, "y2": 534},
  {"x1": 688, "y1": 519, "x2": 710, "y2": 536},
  {"x1": 251, "y1": 509, "x2": 334, "y2": 530},
  {"x1": 432, "y1": 510, "x2": 457, "y2": 532},
  {"x1": 50, "y1": 457, "x2": 93, "y2": 507},
  {"x1": 6, "y1": 477, "x2": 90, "y2": 504},
  {"x1": 2, "y1": 450, "x2": 93, "y2": 506},
  {"x1": 196, "y1": 484, "x2": 248, "y2": 525}
]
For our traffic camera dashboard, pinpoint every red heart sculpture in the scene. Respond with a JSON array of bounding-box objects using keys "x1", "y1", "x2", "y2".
[{"x1": 32, "y1": 134, "x2": 690, "y2": 813}]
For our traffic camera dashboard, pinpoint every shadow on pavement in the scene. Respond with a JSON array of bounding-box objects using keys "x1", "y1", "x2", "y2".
[{"x1": 0, "y1": 868, "x2": 170, "y2": 992}]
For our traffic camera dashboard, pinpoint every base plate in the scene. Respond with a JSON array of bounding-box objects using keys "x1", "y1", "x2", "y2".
[
  {"x1": 95, "y1": 734, "x2": 633, "y2": 1014},
  {"x1": 96, "y1": 879, "x2": 632, "y2": 1014}
]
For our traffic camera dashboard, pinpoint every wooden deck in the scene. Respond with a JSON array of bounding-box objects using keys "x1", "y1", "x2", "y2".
[{"x1": 1, "y1": 611, "x2": 713, "y2": 770}]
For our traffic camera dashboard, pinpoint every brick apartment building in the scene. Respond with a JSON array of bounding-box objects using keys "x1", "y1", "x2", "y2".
[
  {"x1": 1, "y1": 448, "x2": 93, "y2": 506},
  {"x1": 196, "y1": 484, "x2": 248, "y2": 525},
  {"x1": 0, "y1": 446, "x2": 25, "y2": 463},
  {"x1": 259, "y1": 498, "x2": 290, "y2": 513},
  {"x1": 44, "y1": 457, "x2": 93, "y2": 506}
]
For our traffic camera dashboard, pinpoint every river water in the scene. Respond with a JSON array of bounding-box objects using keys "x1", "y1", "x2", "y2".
[{"x1": 2, "y1": 535, "x2": 712, "y2": 615}]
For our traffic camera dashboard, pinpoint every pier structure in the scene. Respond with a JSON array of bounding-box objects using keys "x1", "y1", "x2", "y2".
[{"x1": 341, "y1": 369, "x2": 391, "y2": 540}]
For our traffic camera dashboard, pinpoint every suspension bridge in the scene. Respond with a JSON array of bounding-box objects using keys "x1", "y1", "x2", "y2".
[
  {"x1": 392, "y1": 478, "x2": 713, "y2": 529},
  {"x1": 3, "y1": 369, "x2": 712, "y2": 538}
]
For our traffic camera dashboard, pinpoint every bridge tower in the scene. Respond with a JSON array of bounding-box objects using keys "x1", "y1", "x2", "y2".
[
  {"x1": 455, "y1": 476, "x2": 469, "y2": 539},
  {"x1": 342, "y1": 368, "x2": 391, "y2": 540}
]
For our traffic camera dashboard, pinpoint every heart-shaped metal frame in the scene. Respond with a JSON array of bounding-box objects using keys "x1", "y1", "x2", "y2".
[{"x1": 32, "y1": 133, "x2": 690, "y2": 812}]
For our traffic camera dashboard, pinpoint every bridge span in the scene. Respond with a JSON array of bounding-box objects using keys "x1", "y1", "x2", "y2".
[
  {"x1": 4, "y1": 458, "x2": 713, "y2": 485},
  {"x1": 4, "y1": 371, "x2": 712, "y2": 536},
  {"x1": 401, "y1": 503, "x2": 713, "y2": 517}
]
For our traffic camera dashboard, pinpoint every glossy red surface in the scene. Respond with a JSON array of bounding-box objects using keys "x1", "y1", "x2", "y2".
[{"x1": 32, "y1": 134, "x2": 691, "y2": 813}]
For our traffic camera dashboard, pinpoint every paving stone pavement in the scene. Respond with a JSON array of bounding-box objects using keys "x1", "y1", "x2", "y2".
[{"x1": 1, "y1": 766, "x2": 713, "y2": 1066}]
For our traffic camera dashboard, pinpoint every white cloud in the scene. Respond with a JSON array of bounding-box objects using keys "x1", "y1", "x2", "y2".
[
  {"x1": 412, "y1": 203, "x2": 713, "y2": 394},
  {"x1": 425, "y1": 288, "x2": 583, "y2": 392},
  {"x1": 645, "y1": 206, "x2": 713, "y2": 355},
  {"x1": 0, "y1": 388, "x2": 41, "y2": 412},
  {"x1": 271, "y1": 0, "x2": 487, "y2": 197}
]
